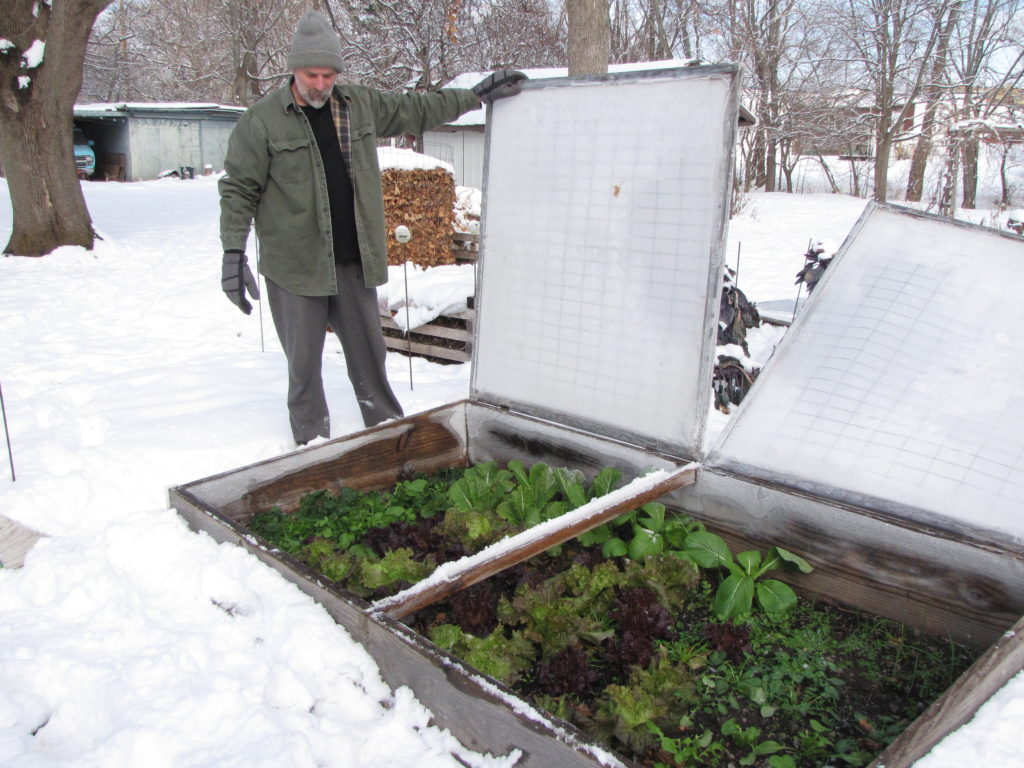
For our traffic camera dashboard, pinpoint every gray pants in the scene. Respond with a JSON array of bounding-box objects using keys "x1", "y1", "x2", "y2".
[{"x1": 266, "y1": 260, "x2": 403, "y2": 444}]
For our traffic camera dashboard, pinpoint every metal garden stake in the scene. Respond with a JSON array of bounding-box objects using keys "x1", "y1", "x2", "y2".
[
  {"x1": 395, "y1": 225, "x2": 414, "y2": 390},
  {"x1": 735, "y1": 241, "x2": 741, "y2": 289},
  {"x1": 0, "y1": 380, "x2": 14, "y2": 482},
  {"x1": 255, "y1": 234, "x2": 266, "y2": 353}
]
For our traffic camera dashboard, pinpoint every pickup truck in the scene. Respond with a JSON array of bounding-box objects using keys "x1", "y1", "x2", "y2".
[{"x1": 74, "y1": 127, "x2": 96, "y2": 179}]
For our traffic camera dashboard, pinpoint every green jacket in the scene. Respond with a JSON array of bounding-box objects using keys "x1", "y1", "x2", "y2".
[{"x1": 219, "y1": 81, "x2": 480, "y2": 293}]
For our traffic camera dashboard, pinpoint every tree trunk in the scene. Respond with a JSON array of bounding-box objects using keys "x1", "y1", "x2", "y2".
[
  {"x1": 939, "y1": 139, "x2": 959, "y2": 216},
  {"x1": 905, "y1": 4, "x2": 959, "y2": 203},
  {"x1": 816, "y1": 152, "x2": 841, "y2": 194},
  {"x1": 999, "y1": 144, "x2": 1012, "y2": 208},
  {"x1": 0, "y1": 0, "x2": 113, "y2": 256},
  {"x1": 748, "y1": 131, "x2": 766, "y2": 189},
  {"x1": 905, "y1": 127, "x2": 932, "y2": 203},
  {"x1": 230, "y1": 50, "x2": 258, "y2": 106},
  {"x1": 848, "y1": 154, "x2": 861, "y2": 198},
  {"x1": 873, "y1": 135, "x2": 892, "y2": 202},
  {"x1": 765, "y1": 136, "x2": 777, "y2": 192},
  {"x1": 568, "y1": 0, "x2": 610, "y2": 76},
  {"x1": 960, "y1": 136, "x2": 979, "y2": 209}
]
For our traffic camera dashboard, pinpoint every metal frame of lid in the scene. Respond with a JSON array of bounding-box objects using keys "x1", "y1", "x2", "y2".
[
  {"x1": 708, "y1": 202, "x2": 1024, "y2": 548},
  {"x1": 470, "y1": 64, "x2": 740, "y2": 459}
]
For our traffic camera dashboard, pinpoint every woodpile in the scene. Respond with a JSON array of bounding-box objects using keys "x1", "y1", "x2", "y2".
[{"x1": 381, "y1": 166, "x2": 457, "y2": 268}]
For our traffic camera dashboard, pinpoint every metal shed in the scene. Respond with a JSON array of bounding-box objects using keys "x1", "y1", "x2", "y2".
[{"x1": 72, "y1": 102, "x2": 244, "y2": 181}]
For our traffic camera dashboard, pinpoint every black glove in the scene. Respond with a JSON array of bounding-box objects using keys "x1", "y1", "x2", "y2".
[
  {"x1": 222, "y1": 249, "x2": 260, "y2": 314},
  {"x1": 473, "y1": 70, "x2": 527, "y2": 104}
]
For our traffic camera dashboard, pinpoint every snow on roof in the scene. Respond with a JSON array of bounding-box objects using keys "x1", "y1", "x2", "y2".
[
  {"x1": 950, "y1": 117, "x2": 1024, "y2": 138},
  {"x1": 441, "y1": 59, "x2": 697, "y2": 127},
  {"x1": 377, "y1": 146, "x2": 454, "y2": 174},
  {"x1": 74, "y1": 102, "x2": 246, "y2": 116}
]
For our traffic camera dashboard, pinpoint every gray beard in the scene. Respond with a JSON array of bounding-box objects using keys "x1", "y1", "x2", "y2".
[
  {"x1": 297, "y1": 82, "x2": 330, "y2": 108},
  {"x1": 305, "y1": 92, "x2": 329, "y2": 108}
]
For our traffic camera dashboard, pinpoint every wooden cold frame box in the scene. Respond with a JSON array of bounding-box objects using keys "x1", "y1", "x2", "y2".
[
  {"x1": 171, "y1": 70, "x2": 1024, "y2": 767},
  {"x1": 169, "y1": 398, "x2": 1024, "y2": 768}
]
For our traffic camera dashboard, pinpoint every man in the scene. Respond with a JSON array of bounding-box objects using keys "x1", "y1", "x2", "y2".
[{"x1": 219, "y1": 10, "x2": 524, "y2": 446}]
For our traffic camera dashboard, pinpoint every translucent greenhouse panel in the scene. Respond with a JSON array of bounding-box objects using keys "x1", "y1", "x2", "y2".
[
  {"x1": 472, "y1": 67, "x2": 738, "y2": 457},
  {"x1": 710, "y1": 204, "x2": 1024, "y2": 541}
]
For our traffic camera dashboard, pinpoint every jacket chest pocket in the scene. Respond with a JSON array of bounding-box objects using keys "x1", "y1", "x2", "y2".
[
  {"x1": 350, "y1": 124, "x2": 377, "y2": 171},
  {"x1": 269, "y1": 137, "x2": 312, "y2": 183}
]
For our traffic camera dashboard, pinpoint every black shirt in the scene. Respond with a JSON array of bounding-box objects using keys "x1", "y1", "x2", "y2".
[{"x1": 302, "y1": 102, "x2": 361, "y2": 263}]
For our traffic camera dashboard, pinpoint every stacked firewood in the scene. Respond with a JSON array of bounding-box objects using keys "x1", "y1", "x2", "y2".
[{"x1": 381, "y1": 166, "x2": 457, "y2": 267}]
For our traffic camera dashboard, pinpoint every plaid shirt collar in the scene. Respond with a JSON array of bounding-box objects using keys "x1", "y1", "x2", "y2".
[{"x1": 329, "y1": 89, "x2": 353, "y2": 180}]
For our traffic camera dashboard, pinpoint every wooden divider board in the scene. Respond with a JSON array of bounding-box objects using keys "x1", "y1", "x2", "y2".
[{"x1": 373, "y1": 464, "x2": 697, "y2": 618}]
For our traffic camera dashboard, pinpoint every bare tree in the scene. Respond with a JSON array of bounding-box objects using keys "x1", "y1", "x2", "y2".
[
  {"x1": 326, "y1": 0, "x2": 475, "y2": 91},
  {"x1": 81, "y1": 0, "x2": 146, "y2": 102},
  {"x1": 832, "y1": 0, "x2": 958, "y2": 202},
  {"x1": 467, "y1": 0, "x2": 565, "y2": 70},
  {"x1": 703, "y1": 0, "x2": 835, "y2": 193},
  {"x1": 947, "y1": 0, "x2": 1024, "y2": 207},
  {"x1": 904, "y1": 0, "x2": 960, "y2": 202},
  {"x1": 81, "y1": 0, "x2": 568, "y2": 103},
  {"x1": 215, "y1": 0, "x2": 298, "y2": 103},
  {"x1": 735, "y1": 0, "x2": 802, "y2": 191},
  {"x1": 0, "y1": 0, "x2": 114, "y2": 256},
  {"x1": 568, "y1": 0, "x2": 610, "y2": 75},
  {"x1": 82, "y1": 0, "x2": 298, "y2": 105},
  {"x1": 609, "y1": 0, "x2": 703, "y2": 62}
]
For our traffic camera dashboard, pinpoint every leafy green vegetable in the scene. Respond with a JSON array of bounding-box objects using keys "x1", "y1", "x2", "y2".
[
  {"x1": 428, "y1": 624, "x2": 536, "y2": 684},
  {"x1": 447, "y1": 462, "x2": 514, "y2": 513},
  {"x1": 439, "y1": 504, "x2": 512, "y2": 549},
  {"x1": 499, "y1": 561, "x2": 623, "y2": 655},
  {"x1": 683, "y1": 531, "x2": 814, "y2": 621},
  {"x1": 358, "y1": 548, "x2": 434, "y2": 591},
  {"x1": 554, "y1": 466, "x2": 589, "y2": 509},
  {"x1": 496, "y1": 461, "x2": 567, "y2": 527},
  {"x1": 594, "y1": 650, "x2": 697, "y2": 753}
]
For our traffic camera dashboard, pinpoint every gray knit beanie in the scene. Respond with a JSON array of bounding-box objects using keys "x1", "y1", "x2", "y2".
[{"x1": 287, "y1": 11, "x2": 344, "y2": 71}]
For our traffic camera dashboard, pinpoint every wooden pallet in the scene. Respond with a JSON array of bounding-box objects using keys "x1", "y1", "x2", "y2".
[
  {"x1": 452, "y1": 231, "x2": 479, "y2": 262},
  {"x1": 380, "y1": 308, "x2": 473, "y2": 363},
  {"x1": 378, "y1": 232, "x2": 477, "y2": 364}
]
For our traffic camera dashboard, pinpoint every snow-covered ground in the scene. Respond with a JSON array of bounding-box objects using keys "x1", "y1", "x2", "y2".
[{"x1": 0, "y1": 174, "x2": 1021, "y2": 767}]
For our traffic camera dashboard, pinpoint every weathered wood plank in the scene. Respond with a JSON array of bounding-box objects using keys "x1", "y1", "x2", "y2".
[
  {"x1": 380, "y1": 309, "x2": 473, "y2": 363},
  {"x1": 380, "y1": 314, "x2": 473, "y2": 342},
  {"x1": 372, "y1": 464, "x2": 697, "y2": 619},
  {"x1": 238, "y1": 415, "x2": 465, "y2": 519},
  {"x1": 466, "y1": 406, "x2": 690, "y2": 475},
  {"x1": 197, "y1": 406, "x2": 470, "y2": 523},
  {"x1": 0, "y1": 515, "x2": 44, "y2": 568},
  {"x1": 668, "y1": 467, "x2": 1024, "y2": 650},
  {"x1": 383, "y1": 337, "x2": 470, "y2": 363},
  {"x1": 869, "y1": 612, "x2": 1024, "y2": 768}
]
